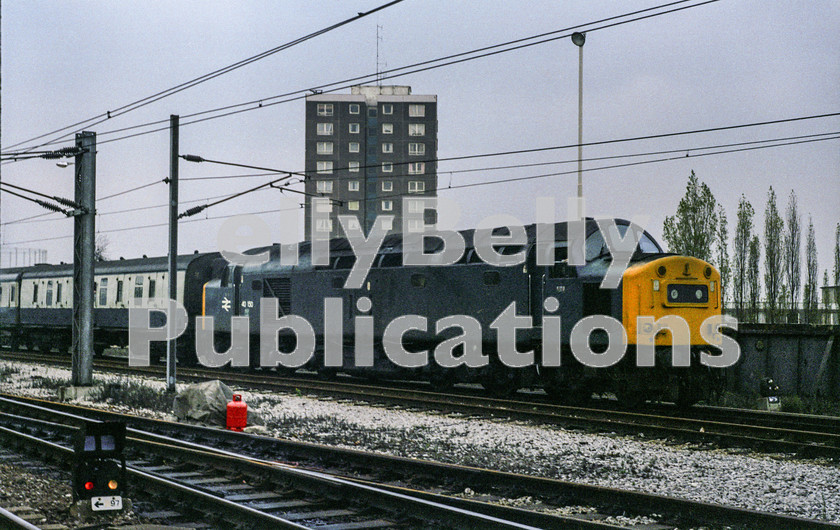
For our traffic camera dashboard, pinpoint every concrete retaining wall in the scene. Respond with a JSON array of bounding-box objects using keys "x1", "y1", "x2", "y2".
[{"x1": 729, "y1": 324, "x2": 839, "y2": 398}]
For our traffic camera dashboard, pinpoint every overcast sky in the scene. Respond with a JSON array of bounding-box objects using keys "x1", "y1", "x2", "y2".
[{"x1": 2, "y1": 1, "x2": 838, "y2": 280}]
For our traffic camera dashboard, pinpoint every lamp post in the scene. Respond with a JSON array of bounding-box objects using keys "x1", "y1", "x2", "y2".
[{"x1": 571, "y1": 32, "x2": 585, "y2": 220}]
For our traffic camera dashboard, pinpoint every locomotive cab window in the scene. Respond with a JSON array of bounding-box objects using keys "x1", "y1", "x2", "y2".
[
  {"x1": 585, "y1": 224, "x2": 661, "y2": 261},
  {"x1": 335, "y1": 255, "x2": 356, "y2": 270},
  {"x1": 379, "y1": 253, "x2": 402, "y2": 268},
  {"x1": 638, "y1": 233, "x2": 660, "y2": 254},
  {"x1": 221, "y1": 265, "x2": 238, "y2": 287}
]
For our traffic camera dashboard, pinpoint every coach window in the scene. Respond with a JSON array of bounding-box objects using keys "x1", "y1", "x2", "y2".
[
  {"x1": 115, "y1": 280, "x2": 124, "y2": 304},
  {"x1": 148, "y1": 279, "x2": 156, "y2": 299},
  {"x1": 134, "y1": 277, "x2": 144, "y2": 299},
  {"x1": 32, "y1": 284, "x2": 39, "y2": 305},
  {"x1": 46, "y1": 281, "x2": 54, "y2": 306},
  {"x1": 56, "y1": 282, "x2": 63, "y2": 305},
  {"x1": 99, "y1": 278, "x2": 109, "y2": 307},
  {"x1": 10, "y1": 285, "x2": 16, "y2": 306}
]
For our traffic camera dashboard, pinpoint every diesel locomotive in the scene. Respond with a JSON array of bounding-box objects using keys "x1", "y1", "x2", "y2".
[{"x1": 0, "y1": 218, "x2": 729, "y2": 407}]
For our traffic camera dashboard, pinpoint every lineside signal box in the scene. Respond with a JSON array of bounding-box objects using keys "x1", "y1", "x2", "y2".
[{"x1": 72, "y1": 421, "x2": 127, "y2": 512}]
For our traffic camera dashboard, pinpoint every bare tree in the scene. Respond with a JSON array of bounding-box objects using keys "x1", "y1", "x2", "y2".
[
  {"x1": 783, "y1": 190, "x2": 801, "y2": 320},
  {"x1": 663, "y1": 170, "x2": 718, "y2": 262},
  {"x1": 803, "y1": 217, "x2": 819, "y2": 323},
  {"x1": 732, "y1": 196, "x2": 754, "y2": 320},
  {"x1": 834, "y1": 222, "x2": 840, "y2": 286},
  {"x1": 94, "y1": 234, "x2": 110, "y2": 262},
  {"x1": 763, "y1": 187, "x2": 784, "y2": 323},
  {"x1": 715, "y1": 204, "x2": 730, "y2": 308},
  {"x1": 748, "y1": 235, "x2": 761, "y2": 322}
]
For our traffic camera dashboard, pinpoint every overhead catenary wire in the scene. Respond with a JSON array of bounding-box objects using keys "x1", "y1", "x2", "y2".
[
  {"x1": 3, "y1": 205, "x2": 305, "y2": 246},
  {"x1": 0, "y1": 127, "x2": 840, "y2": 226},
  {"x1": 176, "y1": 155, "x2": 320, "y2": 218},
  {"x1": 178, "y1": 129, "x2": 840, "y2": 185},
  {"x1": 0, "y1": 185, "x2": 74, "y2": 216},
  {"x1": 7, "y1": 128, "x2": 834, "y2": 247},
  {"x1": 0, "y1": 187, "x2": 278, "y2": 227},
  {"x1": 0, "y1": 181, "x2": 83, "y2": 209},
  {"x1": 2, "y1": 0, "x2": 716, "y2": 155},
  {"x1": 0, "y1": 177, "x2": 166, "y2": 226},
  {"x1": 0, "y1": 0, "x2": 406, "y2": 154},
  {"x1": 167, "y1": 113, "x2": 840, "y2": 217}
]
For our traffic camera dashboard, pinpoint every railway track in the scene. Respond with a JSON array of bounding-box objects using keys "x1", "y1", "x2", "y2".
[
  {"x1": 1, "y1": 394, "x2": 835, "y2": 529},
  {"x1": 0, "y1": 397, "x2": 559, "y2": 529},
  {"x1": 3, "y1": 350, "x2": 840, "y2": 457}
]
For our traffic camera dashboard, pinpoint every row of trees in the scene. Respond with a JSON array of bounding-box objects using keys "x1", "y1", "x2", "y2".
[{"x1": 663, "y1": 171, "x2": 840, "y2": 324}]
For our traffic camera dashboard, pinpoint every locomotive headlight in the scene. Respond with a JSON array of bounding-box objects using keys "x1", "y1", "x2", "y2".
[
  {"x1": 652, "y1": 280, "x2": 660, "y2": 291},
  {"x1": 657, "y1": 265, "x2": 667, "y2": 277},
  {"x1": 704, "y1": 266, "x2": 712, "y2": 279},
  {"x1": 710, "y1": 281, "x2": 715, "y2": 292},
  {"x1": 695, "y1": 289, "x2": 703, "y2": 300}
]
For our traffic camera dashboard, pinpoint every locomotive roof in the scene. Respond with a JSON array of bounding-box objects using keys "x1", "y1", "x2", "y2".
[
  {"x1": 237, "y1": 219, "x2": 636, "y2": 275},
  {"x1": 299, "y1": 218, "x2": 611, "y2": 256}
]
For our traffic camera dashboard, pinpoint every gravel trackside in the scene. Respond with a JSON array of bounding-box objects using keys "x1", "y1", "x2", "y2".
[{"x1": 1, "y1": 360, "x2": 838, "y2": 524}]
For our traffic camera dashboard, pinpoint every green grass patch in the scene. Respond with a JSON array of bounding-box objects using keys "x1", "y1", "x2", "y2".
[
  {"x1": 711, "y1": 390, "x2": 759, "y2": 409},
  {"x1": 90, "y1": 378, "x2": 172, "y2": 413},
  {"x1": 781, "y1": 395, "x2": 840, "y2": 416},
  {"x1": 29, "y1": 375, "x2": 73, "y2": 390},
  {"x1": 0, "y1": 364, "x2": 20, "y2": 381},
  {"x1": 713, "y1": 390, "x2": 840, "y2": 417}
]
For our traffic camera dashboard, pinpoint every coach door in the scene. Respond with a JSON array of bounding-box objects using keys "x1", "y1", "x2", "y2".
[{"x1": 540, "y1": 244, "x2": 582, "y2": 340}]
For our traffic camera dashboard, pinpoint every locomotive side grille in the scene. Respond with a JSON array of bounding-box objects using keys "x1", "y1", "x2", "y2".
[{"x1": 263, "y1": 277, "x2": 291, "y2": 315}]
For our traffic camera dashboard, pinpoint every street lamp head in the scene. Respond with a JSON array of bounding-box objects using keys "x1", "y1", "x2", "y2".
[
  {"x1": 571, "y1": 32, "x2": 586, "y2": 47},
  {"x1": 56, "y1": 161, "x2": 73, "y2": 168}
]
